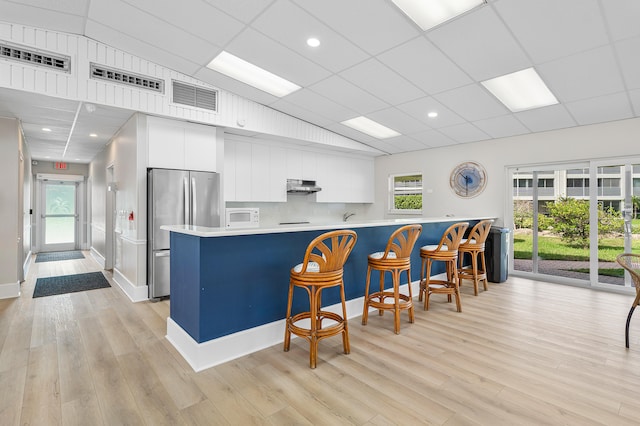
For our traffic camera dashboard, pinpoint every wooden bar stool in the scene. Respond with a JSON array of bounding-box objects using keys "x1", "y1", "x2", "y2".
[
  {"x1": 615, "y1": 253, "x2": 640, "y2": 348},
  {"x1": 458, "y1": 219, "x2": 494, "y2": 296},
  {"x1": 419, "y1": 222, "x2": 468, "y2": 312},
  {"x1": 284, "y1": 230, "x2": 357, "y2": 368},
  {"x1": 362, "y1": 224, "x2": 422, "y2": 334}
]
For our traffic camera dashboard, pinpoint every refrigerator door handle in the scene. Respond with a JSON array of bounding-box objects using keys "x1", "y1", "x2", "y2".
[
  {"x1": 155, "y1": 251, "x2": 171, "y2": 257},
  {"x1": 191, "y1": 176, "x2": 197, "y2": 225},
  {"x1": 183, "y1": 176, "x2": 190, "y2": 225}
]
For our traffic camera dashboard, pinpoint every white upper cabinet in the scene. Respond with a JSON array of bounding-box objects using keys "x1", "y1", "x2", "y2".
[
  {"x1": 316, "y1": 152, "x2": 374, "y2": 203},
  {"x1": 225, "y1": 139, "x2": 287, "y2": 202},
  {"x1": 147, "y1": 117, "x2": 218, "y2": 172},
  {"x1": 225, "y1": 139, "x2": 373, "y2": 203}
]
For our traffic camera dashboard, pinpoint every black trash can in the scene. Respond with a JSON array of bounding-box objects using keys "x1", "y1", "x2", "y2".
[{"x1": 485, "y1": 226, "x2": 510, "y2": 283}]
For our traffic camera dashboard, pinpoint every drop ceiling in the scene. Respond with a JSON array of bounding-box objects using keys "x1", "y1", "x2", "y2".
[{"x1": 1, "y1": 0, "x2": 639, "y2": 162}]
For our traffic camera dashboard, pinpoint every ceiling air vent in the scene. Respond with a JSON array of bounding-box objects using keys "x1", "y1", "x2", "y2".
[
  {"x1": 90, "y1": 63, "x2": 164, "y2": 93},
  {"x1": 0, "y1": 41, "x2": 70, "y2": 72},
  {"x1": 172, "y1": 81, "x2": 218, "y2": 112}
]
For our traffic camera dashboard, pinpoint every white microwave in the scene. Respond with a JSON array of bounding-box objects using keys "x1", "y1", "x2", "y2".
[{"x1": 225, "y1": 208, "x2": 260, "y2": 228}]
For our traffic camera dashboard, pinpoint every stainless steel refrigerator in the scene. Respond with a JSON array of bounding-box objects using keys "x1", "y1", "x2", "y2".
[{"x1": 147, "y1": 168, "x2": 220, "y2": 299}]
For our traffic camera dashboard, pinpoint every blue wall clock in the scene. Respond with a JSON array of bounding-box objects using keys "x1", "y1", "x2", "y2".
[{"x1": 450, "y1": 161, "x2": 487, "y2": 198}]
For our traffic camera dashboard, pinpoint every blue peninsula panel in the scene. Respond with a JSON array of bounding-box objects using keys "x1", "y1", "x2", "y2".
[{"x1": 169, "y1": 219, "x2": 475, "y2": 344}]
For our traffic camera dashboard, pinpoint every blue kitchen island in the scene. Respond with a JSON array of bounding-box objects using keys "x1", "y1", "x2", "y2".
[{"x1": 162, "y1": 217, "x2": 491, "y2": 371}]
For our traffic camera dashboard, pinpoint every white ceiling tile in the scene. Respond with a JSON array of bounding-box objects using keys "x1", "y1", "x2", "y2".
[
  {"x1": 339, "y1": 59, "x2": 424, "y2": 106},
  {"x1": 202, "y1": 0, "x2": 273, "y2": 24},
  {"x1": 601, "y1": 0, "x2": 640, "y2": 41},
  {"x1": 252, "y1": 0, "x2": 368, "y2": 73},
  {"x1": 121, "y1": 0, "x2": 244, "y2": 48},
  {"x1": 515, "y1": 104, "x2": 577, "y2": 133},
  {"x1": 294, "y1": 0, "x2": 419, "y2": 55},
  {"x1": 309, "y1": 76, "x2": 389, "y2": 115},
  {"x1": 378, "y1": 36, "x2": 472, "y2": 95},
  {"x1": 224, "y1": 27, "x2": 331, "y2": 86},
  {"x1": 438, "y1": 123, "x2": 490, "y2": 143},
  {"x1": 495, "y1": 0, "x2": 609, "y2": 63},
  {"x1": 396, "y1": 96, "x2": 465, "y2": 129},
  {"x1": 473, "y1": 115, "x2": 530, "y2": 139},
  {"x1": 615, "y1": 36, "x2": 640, "y2": 90},
  {"x1": 434, "y1": 84, "x2": 508, "y2": 121},
  {"x1": 0, "y1": 1, "x2": 87, "y2": 33},
  {"x1": 283, "y1": 88, "x2": 358, "y2": 122},
  {"x1": 427, "y1": 6, "x2": 530, "y2": 81},
  {"x1": 85, "y1": 21, "x2": 203, "y2": 76},
  {"x1": 88, "y1": 0, "x2": 223, "y2": 67},
  {"x1": 409, "y1": 129, "x2": 456, "y2": 148},
  {"x1": 630, "y1": 89, "x2": 640, "y2": 114},
  {"x1": 564, "y1": 92, "x2": 633, "y2": 126},
  {"x1": 538, "y1": 45, "x2": 626, "y2": 103},
  {"x1": 385, "y1": 135, "x2": 429, "y2": 153},
  {"x1": 367, "y1": 107, "x2": 431, "y2": 136},
  {"x1": 269, "y1": 99, "x2": 333, "y2": 127}
]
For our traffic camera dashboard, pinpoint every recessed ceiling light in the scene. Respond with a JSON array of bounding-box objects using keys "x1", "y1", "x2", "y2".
[
  {"x1": 307, "y1": 37, "x2": 320, "y2": 47},
  {"x1": 427, "y1": 111, "x2": 438, "y2": 118},
  {"x1": 89, "y1": 133, "x2": 98, "y2": 137},
  {"x1": 481, "y1": 67, "x2": 558, "y2": 112},
  {"x1": 341, "y1": 116, "x2": 401, "y2": 139},
  {"x1": 206, "y1": 51, "x2": 300, "y2": 97},
  {"x1": 391, "y1": 0, "x2": 486, "y2": 31},
  {"x1": 42, "y1": 127, "x2": 51, "y2": 132}
]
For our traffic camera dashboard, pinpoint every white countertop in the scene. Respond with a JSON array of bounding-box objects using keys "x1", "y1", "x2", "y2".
[{"x1": 161, "y1": 216, "x2": 495, "y2": 238}]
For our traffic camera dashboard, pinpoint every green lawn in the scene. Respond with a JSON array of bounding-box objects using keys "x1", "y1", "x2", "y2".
[{"x1": 513, "y1": 233, "x2": 640, "y2": 262}]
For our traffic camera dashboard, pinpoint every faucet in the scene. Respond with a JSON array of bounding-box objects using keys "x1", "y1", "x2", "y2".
[{"x1": 343, "y1": 212, "x2": 355, "y2": 222}]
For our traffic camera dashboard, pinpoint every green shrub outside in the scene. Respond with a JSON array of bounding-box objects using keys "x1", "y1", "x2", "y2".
[{"x1": 395, "y1": 194, "x2": 422, "y2": 210}]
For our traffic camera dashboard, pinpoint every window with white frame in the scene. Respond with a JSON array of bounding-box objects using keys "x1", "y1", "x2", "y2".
[{"x1": 389, "y1": 173, "x2": 422, "y2": 213}]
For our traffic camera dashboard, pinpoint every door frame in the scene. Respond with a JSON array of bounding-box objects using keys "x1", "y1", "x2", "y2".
[{"x1": 35, "y1": 173, "x2": 85, "y2": 253}]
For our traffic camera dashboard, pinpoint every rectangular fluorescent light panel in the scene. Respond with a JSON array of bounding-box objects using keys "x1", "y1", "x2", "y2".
[
  {"x1": 207, "y1": 51, "x2": 300, "y2": 97},
  {"x1": 481, "y1": 67, "x2": 558, "y2": 112},
  {"x1": 391, "y1": 0, "x2": 486, "y2": 31},
  {"x1": 341, "y1": 117, "x2": 401, "y2": 139}
]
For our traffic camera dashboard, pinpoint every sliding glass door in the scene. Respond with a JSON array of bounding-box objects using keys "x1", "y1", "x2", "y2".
[
  {"x1": 595, "y1": 162, "x2": 640, "y2": 288},
  {"x1": 511, "y1": 158, "x2": 640, "y2": 288},
  {"x1": 512, "y1": 164, "x2": 591, "y2": 283}
]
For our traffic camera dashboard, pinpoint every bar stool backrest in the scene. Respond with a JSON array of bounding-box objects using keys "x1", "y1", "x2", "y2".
[
  {"x1": 435, "y1": 222, "x2": 469, "y2": 252},
  {"x1": 616, "y1": 253, "x2": 640, "y2": 290},
  {"x1": 460, "y1": 219, "x2": 494, "y2": 248},
  {"x1": 298, "y1": 230, "x2": 357, "y2": 274},
  {"x1": 380, "y1": 224, "x2": 422, "y2": 259}
]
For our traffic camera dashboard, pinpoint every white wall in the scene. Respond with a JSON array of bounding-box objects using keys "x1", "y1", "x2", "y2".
[
  {"x1": 372, "y1": 117, "x2": 640, "y2": 225},
  {"x1": 90, "y1": 113, "x2": 148, "y2": 300},
  {"x1": 0, "y1": 117, "x2": 22, "y2": 297}
]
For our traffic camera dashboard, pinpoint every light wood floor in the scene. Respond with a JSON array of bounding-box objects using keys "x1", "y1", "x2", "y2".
[{"x1": 1, "y1": 253, "x2": 640, "y2": 425}]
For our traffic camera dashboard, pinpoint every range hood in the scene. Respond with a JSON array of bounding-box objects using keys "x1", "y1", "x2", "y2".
[{"x1": 287, "y1": 179, "x2": 322, "y2": 194}]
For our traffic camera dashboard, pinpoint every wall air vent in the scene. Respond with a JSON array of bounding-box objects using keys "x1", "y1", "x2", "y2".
[
  {"x1": 172, "y1": 81, "x2": 218, "y2": 112},
  {"x1": 90, "y1": 63, "x2": 164, "y2": 93},
  {"x1": 0, "y1": 41, "x2": 70, "y2": 72}
]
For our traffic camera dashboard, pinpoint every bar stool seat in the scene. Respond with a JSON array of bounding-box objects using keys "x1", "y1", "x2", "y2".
[
  {"x1": 362, "y1": 224, "x2": 422, "y2": 334},
  {"x1": 458, "y1": 219, "x2": 494, "y2": 296},
  {"x1": 419, "y1": 222, "x2": 469, "y2": 312},
  {"x1": 284, "y1": 230, "x2": 357, "y2": 368}
]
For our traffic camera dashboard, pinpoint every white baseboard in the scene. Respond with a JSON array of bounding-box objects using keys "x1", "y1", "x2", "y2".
[
  {"x1": 0, "y1": 281, "x2": 20, "y2": 299},
  {"x1": 90, "y1": 247, "x2": 105, "y2": 269},
  {"x1": 113, "y1": 268, "x2": 149, "y2": 302},
  {"x1": 167, "y1": 280, "x2": 422, "y2": 372}
]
